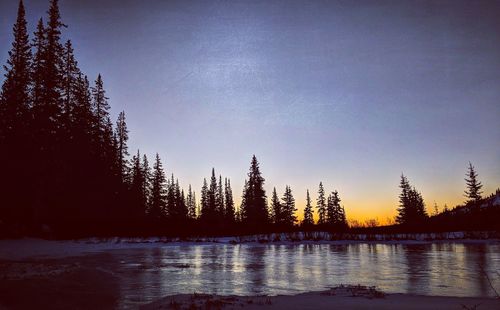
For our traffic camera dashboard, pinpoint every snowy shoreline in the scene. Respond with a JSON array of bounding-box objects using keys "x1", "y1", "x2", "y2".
[
  {"x1": 141, "y1": 287, "x2": 500, "y2": 310},
  {"x1": 1, "y1": 232, "x2": 499, "y2": 260}
]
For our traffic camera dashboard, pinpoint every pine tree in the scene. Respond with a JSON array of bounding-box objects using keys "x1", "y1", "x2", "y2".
[
  {"x1": 326, "y1": 190, "x2": 341, "y2": 226},
  {"x1": 149, "y1": 153, "x2": 166, "y2": 220},
  {"x1": 91, "y1": 74, "x2": 110, "y2": 142},
  {"x1": 281, "y1": 185, "x2": 297, "y2": 227},
  {"x1": 31, "y1": 18, "x2": 45, "y2": 107},
  {"x1": 241, "y1": 155, "x2": 268, "y2": 226},
  {"x1": 397, "y1": 175, "x2": 427, "y2": 225},
  {"x1": 0, "y1": 0, "x2": 33, "y2": 225},
  {"x1": 130, "y1": 150, "x2": 147, "y2": 218},
  {"x1": 464, "y1": 162, "x2": 483, "y2": 204},
  {"x1": 316, "y1": 182, "x2": 326, "y2": 225},
  {"x1": 115, "y1": 111, "x2": 129, "y2": 183},
  {"x1": 224, "y1": 178, "x2": 235, "y2": 223},
  {"x1": 61, "y1": 40, "x2": 80, "y2": 130},
  {"x1": 187, "y1": 184, "x2": 197, "y2": 219},
  {"x1": 200, "y1": 178, "x2": 209, "y2": 220},
  {"x1": 270, "y1": 187, "x2": 282, "y2": 225},
  {"x1": 303, "y1": 189, "x2": 314, "y2": 226},
  {"x1": 216, "y1": 175, "x2": 224, "y2": 217},
  {"x1": 1, "y1": 0, "x2": 32, "y2": 137},
  {"x1": 396, "y1": 175, "x2": 411, "y2": 224},
  {"x1": 142, "y1": 154, "x2": 151, "y2": 211}
]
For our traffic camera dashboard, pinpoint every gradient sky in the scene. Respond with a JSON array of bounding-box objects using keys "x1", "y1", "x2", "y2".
[{"x1": 1, "y1": 0, "x2": 499, "y2": 223}]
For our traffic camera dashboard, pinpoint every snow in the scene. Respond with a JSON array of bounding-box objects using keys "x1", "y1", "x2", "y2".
[{"x1": 1, "y1": 232, "x2": 498, "y2": 260}]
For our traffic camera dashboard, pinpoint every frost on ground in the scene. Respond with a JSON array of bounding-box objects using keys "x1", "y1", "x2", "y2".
[{"x1": 141, "y1": 286, "x2": 499, "y2": 310}]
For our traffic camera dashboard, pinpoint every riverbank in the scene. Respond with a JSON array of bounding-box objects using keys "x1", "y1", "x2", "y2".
[
  {"x1": 141, "y1": 286, "x2": 499, "y2": 310},
  {"x1": 1, "y1": 235, "x2": 499, "y2": 260}
]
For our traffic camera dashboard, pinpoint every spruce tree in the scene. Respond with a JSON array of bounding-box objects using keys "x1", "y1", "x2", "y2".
[
  {"x1": 0, "y1": 0, "x2": 33, "y2": 226},
  {"x1": 316, "y1": 182, "x2": 326, "y2": 225},
  {"x1": 31, "y1": 18, "x2": 45, "y2": 107},
  {"x1": 187, "y1": 184, "x2": 197, "y2": 219},
  {"x1": 130, "y1": 150, "x2": 146, "y2": 219},
  {"x1": 142, "y1": 154, "x2": 151, "y2": 212},
  {"x1": 61, "y1": 40, "x2": 80, "y2": 130},
  {"x1": 216, "y1": 175, "x2": 224, "y2": 217},
  {"x1": 115, "y1": 111, "x2": 129, "y2": 183},
  {"x1": 270, "y1": 187, "x2": 282, "y2": 225},
  {"x1": 1, "y1": 0, "x2": 32, "y2": 136},
  {"x1": 464, "y1": 162, "x2": 483, "y2": 204},
  {"x1": 396, "y1": 175, "x2": 411, "y2": 224},
  {"x1": 91, "y1": 74, "x2": 110, "y2": 142},
  {"x1": 397, "y1": 175, "x2": 427, "y2": 225},
  {"x1": 200, "y1": 178, "x2": 209, "y2": 221},
  {"x1": 149, "y1": 153, "x2": 166, "y2": 220},
  {"x1": 241, "y1": 155, "x2": 268, "y2": 227},
  {"x1": 281, "y1": 185, "x2": 297, "y2": 227},
  {"x1": 303, "y1": 189, "x2": 314, "y2": 226},
  {"x1": 224, "y1": 178, "x2": 235, "y2": 223}
]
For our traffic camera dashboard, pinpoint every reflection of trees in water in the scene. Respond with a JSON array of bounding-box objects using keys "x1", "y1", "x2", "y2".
[
  {"x1": 403, "y1": 244, "x2": 431, "y2": 295},
  {"x1": 464, "y1": 243, "x2": 490, "y2": 297},
  {"x1": 243, "y1": 245, "x2": 266, "y2": 293}
]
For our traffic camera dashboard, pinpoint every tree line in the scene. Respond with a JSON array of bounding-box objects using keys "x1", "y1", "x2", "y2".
[
  {"x1": 1, "y1": 1, "x2": 497, "y2": 238},
  {"x1": 0, "y1": 0, "x2": 349, "y2": 237}
]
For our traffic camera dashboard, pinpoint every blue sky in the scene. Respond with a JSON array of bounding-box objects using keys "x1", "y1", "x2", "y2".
[{"x1": 1, "y1": 0, "x2": 499, "y2": 221}]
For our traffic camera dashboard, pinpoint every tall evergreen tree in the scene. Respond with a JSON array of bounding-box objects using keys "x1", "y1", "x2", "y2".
[
  {"x1": 241, "y1": 155, "x2": 268, "y2": 227},
  {"x1": 115, "y1": 111, "x2": 129, "y2": 182},
  {"x1": 281, "y1": 185, "x2": 297, "y2": 227},
  {"x1": 31, "y1": 18, "x2": 45, "y2": 107},
  {"x1": 149, "y1": 153, "x2": 166, "y2": 220},
  {"x1": 200, "y1": 178, "x2": 209, "y2": 220},
  {"x1": 142, "y1": 154, "x2": 151, "y2": 211},
  {"x1": 60, "y1": 40, "x2": 80, "y2": 130},
  {"x1": 303, "y1": 189, "x2": 314, "y2": 226},
  {"x1": 129, "y1": 150, "x2": 147, "y2": 219},
  {"x1": 224, "y1": 178, "x2": 235, "y2": 223},
  {"x1": 396, "y1": 175, "x2": 411, "y2": 224},
  {"x1": 464, "y1": 162, "x2": 483, "y2": 204},
  {"x1": 187, "y1": 184, "x2": 197, "y2": 219},
  {"x1": 1, "y1": 0, "x2": 32, "y2": 135},
  {"x1": 0, "y1": 0, "x2": 33, "y2": 226},
  {"x1": 91, "y1": 74, "x2": 110, "y2": 141},
  {"x1": 316, "y1": 182, "x2": 326, "y2": 225},
  {"x1": 216, "y1": 175, "x2": 224, "y2": 216},
  {"x1": 270, "y1": 187, "x2": 282, "y2": 225},
  {"x1": 396, "y1": 175, "x2": 427, "y2": 225}
]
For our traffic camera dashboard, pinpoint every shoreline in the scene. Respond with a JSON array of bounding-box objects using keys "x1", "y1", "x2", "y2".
[
  {"x1": 1, "y1": 236, "x2": 499, "y2": 260},
  {"x1": 140, "y1": 287, "x2": 500, "y2": 310}
]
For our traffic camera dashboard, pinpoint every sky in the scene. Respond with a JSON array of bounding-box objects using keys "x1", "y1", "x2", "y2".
[{"x1": 1, "y1": 0, "x2": 499, "y2": 223}]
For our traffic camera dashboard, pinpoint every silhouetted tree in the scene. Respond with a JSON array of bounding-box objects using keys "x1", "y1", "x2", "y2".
[
  {"x1": 0, "y1": 0, "x2": 33, "y2": 228},
  {"x1": 224, "y1": 178, "x2": 235, "y2": 224},
  {"x1": 115, "y1": 111, "x2": 129, "y2": 182},
  {"x1": 216, "y1": 175, "x2": 224, "y2": 217},
  {"x1": 129, "y1": 150, "x2": 147, "y2": 219},
  {"x1": 241, "y1": 155, "x2": 268, "y2": 228},
  {"x1": 270, "y1": 187, "x2": 282, "y2": 225},
  {"x1": 303, "y1": 189, "x2": 314, "y2": 226},
  {"x1": 281, "y1": 185, "x2": 297, "y2": 227},
  {"x1": 326, "y1": 190, "x2": 342, "y2": 226},
  {"x1": 316, "y1": 182, "x2": 326, "y2": 225},
  {"x1": 464, "y1": 162, "x2": 483, "y2": 204},
  {"x1": 396, "y1": 174, "x2": 427, "y2": 226},
  {"x1": 187, "y1": 185, "x2": 197, "y2": 220},
  {"x1": 200, "y1": 178, "x2": 209, "y2": 221},
  {"x1": 149, "y1": 153, "x2": 166, "y2": 220}
]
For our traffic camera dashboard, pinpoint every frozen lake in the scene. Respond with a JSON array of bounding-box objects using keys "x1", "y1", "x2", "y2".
[{"x1": 1, "y1": 241, "x2": 499, "y2": 308}]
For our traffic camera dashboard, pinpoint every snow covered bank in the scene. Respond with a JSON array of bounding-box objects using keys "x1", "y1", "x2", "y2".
[
  {"x1": 0, "y1": 231, "x2": 498, "y2": 260},
  {"x1": 141, "y1": 287, "x2": 500, "y2": 310}
]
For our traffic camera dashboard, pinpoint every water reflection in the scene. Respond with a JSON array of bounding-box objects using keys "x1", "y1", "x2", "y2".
[{"x1": 105, "y1": 243, "x2": 500, "y2": 308}]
